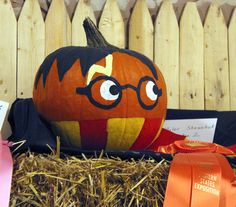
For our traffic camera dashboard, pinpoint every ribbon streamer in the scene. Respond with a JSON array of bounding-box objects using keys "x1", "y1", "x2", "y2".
[
  {"x1": 158, "y1": 140, "x2": 235, "y2": 155},
  {"x1": 164, "y1": 153, "x2": 236, "y2": 207},
  {"x1": 0, "y1": 133, "x2": 13, "y2": 207}
]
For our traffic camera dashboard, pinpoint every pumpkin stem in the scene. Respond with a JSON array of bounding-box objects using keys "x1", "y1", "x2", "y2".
[{"x1": 83, "y1": 17, "x2": 119, "y2": 49}]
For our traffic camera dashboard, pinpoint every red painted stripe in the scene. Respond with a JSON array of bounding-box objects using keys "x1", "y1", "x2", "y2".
[
  {"x1": 148, "y1": 128, "x2": 186, "y2": 151},
  {"x1": 130, "y1": 118, "x2": 162, "y2": 150},
  {"x1": 80, "y1": 120, "x2": 107, "y2": 150}
]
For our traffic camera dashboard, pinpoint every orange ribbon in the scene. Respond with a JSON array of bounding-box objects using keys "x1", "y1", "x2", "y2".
[
  {"x1": 164, "y1": 153, "x2": 236, "y2": 207},
  {"x1": 158, "y1": 140, "x2": 235, "y2": 155}
]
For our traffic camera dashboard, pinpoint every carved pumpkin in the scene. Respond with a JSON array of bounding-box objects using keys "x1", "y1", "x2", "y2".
[{"x1": 33, "y1": 18, "x2": 167, "y2": 151}]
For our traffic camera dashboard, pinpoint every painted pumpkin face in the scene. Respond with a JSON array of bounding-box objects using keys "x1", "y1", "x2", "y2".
[{"x1": 33, "y1": 19, "x2": 167, "y2": 151}]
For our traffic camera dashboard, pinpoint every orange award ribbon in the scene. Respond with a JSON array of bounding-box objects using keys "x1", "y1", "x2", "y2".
[
  {"x1": 163, "y1": 153, "x2": 236, "y2": 207},
  {"x1": 158, "y1": 140, "x2": 235, "y2": 155}
]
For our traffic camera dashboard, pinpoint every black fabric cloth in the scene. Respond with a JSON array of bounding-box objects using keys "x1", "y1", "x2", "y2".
[{"x1": 8, "y1": 98, "x2": 56, "y2": 153}]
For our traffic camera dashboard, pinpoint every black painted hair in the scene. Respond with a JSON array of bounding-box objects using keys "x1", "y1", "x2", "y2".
[{"x1": 34, "y1": 18, "x2": 158, "y2": 88}]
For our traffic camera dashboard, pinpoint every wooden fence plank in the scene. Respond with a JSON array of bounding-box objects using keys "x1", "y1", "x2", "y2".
[
  {"x1": 0, "y1": 0, "x2": 17, "y2": 137},
  {"x1": 154, "y1": 0, "x2": 179, "y2": 109},
  {"x1": 129, "y1": 0, "x2": 153, "y2": 59},
  {"x1": 18, "y1": 0, "x2": 45, "y2": 98},
  {"x1": 0, "y1": 0, "x2": 17, "y2": 103},
  {"x1": 99, "y1": 0, "x2": 125, "y2": 48},
  {"x1": 228, "y1": 8, "x2": 236, "y2": 110},
  {"x1": 204, "y1": 3, "x2": 230, "y2": 110},
  {"x1": 179, "y1": 2, "x2": 204, "y2": 109},
  {"x1": 72, "y1": 0, "x2": 96, "y2": 46},
  {"x1": 45, "y1": 0, "x2": 71, "y2": 56}
]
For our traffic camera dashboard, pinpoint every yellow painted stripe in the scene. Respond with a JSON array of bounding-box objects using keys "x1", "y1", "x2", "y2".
[
  {"x1": 50, "y1": 121, "x2": 81, "y2": 148},
  {"x1": 106, "y1": 118, "x2": 144, "y2": 150}
]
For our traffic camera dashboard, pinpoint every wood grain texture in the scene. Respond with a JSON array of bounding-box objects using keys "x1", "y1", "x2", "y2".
[
  {"x1": 154, "y1": 0, "x2": 179, "y2": 109},
  {"x1": 72, "y1": 0, "x2": 96, "y2": 46},
  {"x1": 99, "y1": 0, "x2": 125, "y2": 48},
  {"x1": 0, "y1": 0, "x2": 17, "y2": 137},
  {"x1": 228, "y1": 8, "x2": 236, "y2": 110},
  {"x1": 45, "y1": 0, "x2": 71, "y2": 55},
  {"x1": 18, "y1": 0, "x2": 45, "y2": 98},
  {"x1": 0, "y1": 0, "x2": 17, "y2": 103},
  {"x1": 179, "y1": 2, "x2": 204, "y2": 109},
  {"x1": 204, "y1": 3, "x2": 230, "y2": 110},
  {"x1": 129, "y1": 0, "x2": 153, "y2": 59}
]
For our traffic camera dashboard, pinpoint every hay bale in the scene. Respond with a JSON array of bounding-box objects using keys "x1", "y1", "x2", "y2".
[{"x1": 10, "y1": 152, "x2": 169, "y2": 207}]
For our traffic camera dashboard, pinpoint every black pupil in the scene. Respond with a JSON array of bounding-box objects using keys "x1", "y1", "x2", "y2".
[
  {"x1": 109, "y1": 85, "x2": 119, "y2": 95},
  {"x1": 153, "y1": 85, "x2": 158, "y2": 95}
]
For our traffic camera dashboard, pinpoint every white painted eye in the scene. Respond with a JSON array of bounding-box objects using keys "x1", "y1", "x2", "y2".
[
  {"x1": 100, "y1": 80, "x2": 120, "y2": 100},
  {"x1": 146, "y1": 81, "x2": 158, "y2": 101}
]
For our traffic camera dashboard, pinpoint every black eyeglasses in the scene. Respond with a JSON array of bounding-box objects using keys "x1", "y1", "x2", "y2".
[{"x1": 76, "y1": 76, "x2": 162, "y2": 110}]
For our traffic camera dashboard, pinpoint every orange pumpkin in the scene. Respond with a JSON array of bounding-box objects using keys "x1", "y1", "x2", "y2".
[{"x1": 33, "y1": 18, "x2": 167, "y2": 151}]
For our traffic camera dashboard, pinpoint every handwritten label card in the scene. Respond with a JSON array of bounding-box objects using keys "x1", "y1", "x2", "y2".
[
  {"x1": 163, "y1": 118, "x2": 217, "y2": 143},
  {"x1": 0, "y1": 101, "x2": 9, "y2": 131}
]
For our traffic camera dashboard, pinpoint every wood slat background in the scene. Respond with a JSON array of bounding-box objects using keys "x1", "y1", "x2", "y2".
[
  {"x1": 1, "y1": 0, "x2": 236, "y2": 137},
  {"x1": 179, "y1": 2, "x2": 204, "y2": 109},
  {"x1": 204, "y1": 3, "x2": 230, "y2": 110},
  {"x1": 154, "y1": 0, "x2": 179, "y2": 109},
  {"x1": 17, "y1": 0, "x2": 45, "y2": 99}
]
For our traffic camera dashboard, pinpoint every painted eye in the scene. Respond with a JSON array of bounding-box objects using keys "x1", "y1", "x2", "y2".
[
  {"x1": 138, "y1": 77, "x2": 162, "y2": 110},
  {"x1": 100, "y1": 80, "x2": 120, "y2": 100},
  {"x1": 146, "y1": 81, "x2": 159, "y2": 101}
]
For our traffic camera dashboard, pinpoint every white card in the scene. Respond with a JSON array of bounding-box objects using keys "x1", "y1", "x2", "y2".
[
  {"x1": 0, "y1": 101, "x2": 9, "y2": 131},
  {"x1": 163, "y1": 118, "x2": 217, "y2": 143}
]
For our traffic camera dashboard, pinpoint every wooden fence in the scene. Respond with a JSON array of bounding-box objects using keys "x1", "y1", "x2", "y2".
[{"x1": 1, "y1": 0, "x2": 236, "y2": 112}]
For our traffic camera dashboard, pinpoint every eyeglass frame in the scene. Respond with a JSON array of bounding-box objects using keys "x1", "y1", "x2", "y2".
[{"x1": 76, "y1": 75, "x2": 162, "y2": 110}]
